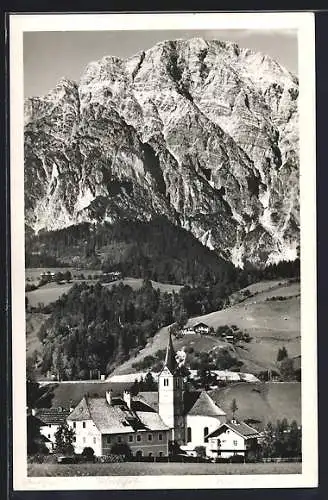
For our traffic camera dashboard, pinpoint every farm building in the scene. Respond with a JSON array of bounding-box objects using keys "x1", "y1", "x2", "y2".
[
  {"x1": 192, "y1": 322, "x2": 211, "y2": 335},
  {"x1": 206, "y1": 420, "x2": 260, "y2": 459},
  {"x1": 67, "y1": 391, "x2": 170, "y2": 458},
  {"x1": 33, "y1": 407, "x2": 71, "y2": 452},
  {"x1": 180, "y1": 327, "x2": 197, "y2": 335}
]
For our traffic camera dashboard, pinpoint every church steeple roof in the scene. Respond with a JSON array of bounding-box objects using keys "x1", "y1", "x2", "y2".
[{"x1": 164, "y1": 330, "x2": 178, "y2": 373}]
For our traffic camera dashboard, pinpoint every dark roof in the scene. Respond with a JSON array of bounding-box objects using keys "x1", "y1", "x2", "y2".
[
  {"x1": 207, "y1": 421, "x2": 260, "y2": 439},
  {"x1": 35, "y1": 408, "x2": 70, "y2": 425},
  {"x1": 27, "y1": 413, "x2": 44, "y2": 428},
  {"x1": 134, "y1": 392, "x2": 159, "y2": 412},
  {"x1": 163, "y1": 331, "x2": 178, "y2": 374},
  {"x1": 193, "y1": 322, "x2": 209, "y2": 329}
]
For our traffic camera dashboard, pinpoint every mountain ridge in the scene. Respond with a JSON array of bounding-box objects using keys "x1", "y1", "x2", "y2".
[{"x1": 24, "y1": 38, "x2": 299, "y2": 268}]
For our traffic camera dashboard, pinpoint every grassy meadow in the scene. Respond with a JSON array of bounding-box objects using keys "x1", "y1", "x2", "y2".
[
  {"x1": 113, "y1": 280, "x2": 300, "y2": 375},
  {"x1": 28, "y1": 461, "x2": 301, "y2": 477}
]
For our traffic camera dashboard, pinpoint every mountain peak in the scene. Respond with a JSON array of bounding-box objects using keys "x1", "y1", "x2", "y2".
[{"x1": 24, "y1": 38, "x2": 299, "y2": 268}]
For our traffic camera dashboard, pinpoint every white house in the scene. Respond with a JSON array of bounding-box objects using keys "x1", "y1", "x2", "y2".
[
  {"x1": 181, "y1": 391, "x2": 227, "y2": 456},
  {"x1": 193, "y1": 322, "x2": 211, "y2": 335},
  {"x1": 206, "y1": 420, "x2": 260, "y2": 459},
  {"x1": 67, "y1": 390, "x2": 170, "y2": 458},
  {"x1": 34, "y1": 408, "x2": 71, "y2": 452},
  {"x1": 180, "y1": 327, "x2": 197, "y2": 335}
]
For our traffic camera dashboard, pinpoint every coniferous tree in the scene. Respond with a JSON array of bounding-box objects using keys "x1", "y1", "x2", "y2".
[
  {"x1": 230, "y1": 398, "x2": 238, "y2": 420},
  {"x1": 54, "y1": 423, "x2": 75, "y2": 455}
]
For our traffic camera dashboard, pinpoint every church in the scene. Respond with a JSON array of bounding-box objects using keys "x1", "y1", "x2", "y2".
[{"x1": 67, "y1": 332, "x2": 227, "y2": 457}]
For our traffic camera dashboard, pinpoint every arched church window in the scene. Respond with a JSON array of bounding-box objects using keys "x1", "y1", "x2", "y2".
[
  {"x1": 204, "y1": 427, "x2": 209, "y2": 443},
  {"x1": 187, "y1": 427, "x2": 192, "y2": 442}
]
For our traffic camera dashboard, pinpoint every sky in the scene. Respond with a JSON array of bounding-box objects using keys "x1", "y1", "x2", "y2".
[{"x1": 24, "y1": 29, "x2": 298, "y2": 98}]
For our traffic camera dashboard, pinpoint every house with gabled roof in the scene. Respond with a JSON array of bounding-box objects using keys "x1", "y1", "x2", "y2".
[
  {"x1": 192, "y1": 322, "x2": 211, "y2": 335},
  {"x1": 206, "y1": 420, "x2": 260, "y2": 459},
  {"x1": 67, "y1": 390, "x2": 170, "y2": 458},
  {"x1": 34, "y1": 407, "x2": 71, "y2": 452}
]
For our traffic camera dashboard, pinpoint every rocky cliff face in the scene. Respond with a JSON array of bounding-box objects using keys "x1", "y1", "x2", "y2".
[{"x1": 24, "y1": 38, "x2": 299, "y2": 267}]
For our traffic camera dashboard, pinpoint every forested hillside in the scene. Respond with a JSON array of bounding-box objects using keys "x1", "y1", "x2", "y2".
[
  {"x1": 33, "y1": 254, "x2": 300, "y2": 381},
  {"x1": 26, "y1": 217, "x2": 236, "y2": 286}
]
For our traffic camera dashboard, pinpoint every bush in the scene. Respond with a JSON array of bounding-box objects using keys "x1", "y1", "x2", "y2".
[
  {"x1": 230, "y1": 454, "x2": 245, "y2": 463},
  {"x1": 82, "y1": 447, "x2": 95, "y2": 462},
  {"x1": 98, "y1": 454, "x2": 125, "y2": 463}
]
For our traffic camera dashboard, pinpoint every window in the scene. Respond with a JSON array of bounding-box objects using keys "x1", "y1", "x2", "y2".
[
  {"x1": 73, "y1": 437, "x2": 76, "y2": 442},
  {"x1": 164, "y1": 378, "x2": 169, "y2": 386},
  {"x1": 137, "y1": 435, "x2": 141, "y2": 442},
  {"x1": 129, "y1": 435, "x2": 133, "y2": 442},
  {"x1": 48, "y1": 434, "x2": 50, "y2": 439},
  {"x1": 187, "y1": 427, "x2": 192, "y2": 443},
  {"x1": 148, "y1": 434, "x2": 153, "y2": 441},
  {"x1": 158, "y1": 433, "x2": 163, "y2": 441},
  {"x1": 118, "y1": 436, "x2": 122, "y2": 443},
  {"x1": 136, "y1": 450, "x2": 142, "y2": 458},
  {"x1": 148, "y1": 452, "x2": 153, "y2": 457},
  {"x1": 159, "y1": 452, "x2": 163, "y2": 457},
  {"x1": 233, "y1": 440, "x2": 238, "y2": 447},
  {"x1": 204, "y1": 427, "x2": 209, "y2": 443},
  {"x1": 49, "y1": 424, "x2": 51, "y2": 428},
  {"x1": 73, "y1": 422, "x2": 76, "y2": 429},
  {"x1": 106, "y1": 436, "x2": 111, "y2": 444},
  {"x1": 82, "y1": 422, "x2": 86, "y2": 429},
  {"x1": 93, "y1": 437, "x2": 96, "y2": 444}
]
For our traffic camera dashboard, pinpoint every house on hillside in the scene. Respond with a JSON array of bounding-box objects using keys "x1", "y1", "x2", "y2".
[
  {"x1": 34, "y1": 407, "x2": 71, "y2": 452},
  {"x1": 193, "y1": 322, "x2": 211, "y2": 335},
  {"x1": 180, "y1": 327, "x2": 196, "y2": 335},
  {"x1": 100, "y1": 271, "x2": 122, "y2": 283},
  {"x1": 206, "y1": 420, "x2": 260, "y2": 459}
]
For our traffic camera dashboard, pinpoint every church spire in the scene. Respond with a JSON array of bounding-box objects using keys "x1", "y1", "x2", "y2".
[{"x1": 164, "y1": 330, "x2": 178, "y2": 373}]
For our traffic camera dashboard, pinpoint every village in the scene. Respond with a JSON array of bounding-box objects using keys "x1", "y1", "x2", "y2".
[{"x1": 28, "y1": 330, "x2": 301, "y2": 467}]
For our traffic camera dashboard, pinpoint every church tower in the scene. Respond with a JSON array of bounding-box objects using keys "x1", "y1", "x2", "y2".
[{"x1": 158, "y1": 331, "x2": 185, "y2": 443}]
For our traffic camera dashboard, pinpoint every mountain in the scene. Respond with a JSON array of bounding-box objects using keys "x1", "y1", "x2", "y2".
[{"x1": 24, "y1": 38, "x2": 299, "y2": 268}]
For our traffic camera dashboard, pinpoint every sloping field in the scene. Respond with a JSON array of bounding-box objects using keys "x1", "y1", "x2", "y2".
[
  {"x1": 210, "y1": 382, "x2": 301, "y2": 427},
  {"x1": 26, "y1": 312, "x2": 49, "y2": 357},
  {"x1": 114, "y1": 280, "x2": 300, "y2": 375},
  {"x1": 228, "y1": 279, "x2": 291, "y2": 305},
  {"x1": 26, "y1": 277, "x2": 182, "y2": 307},
  {"x1": 37, "y1": 381, "x2": 135, "y2": 409},
  {"x1": 27, "y1": 282, "x2": 74, "y2": 307}
]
